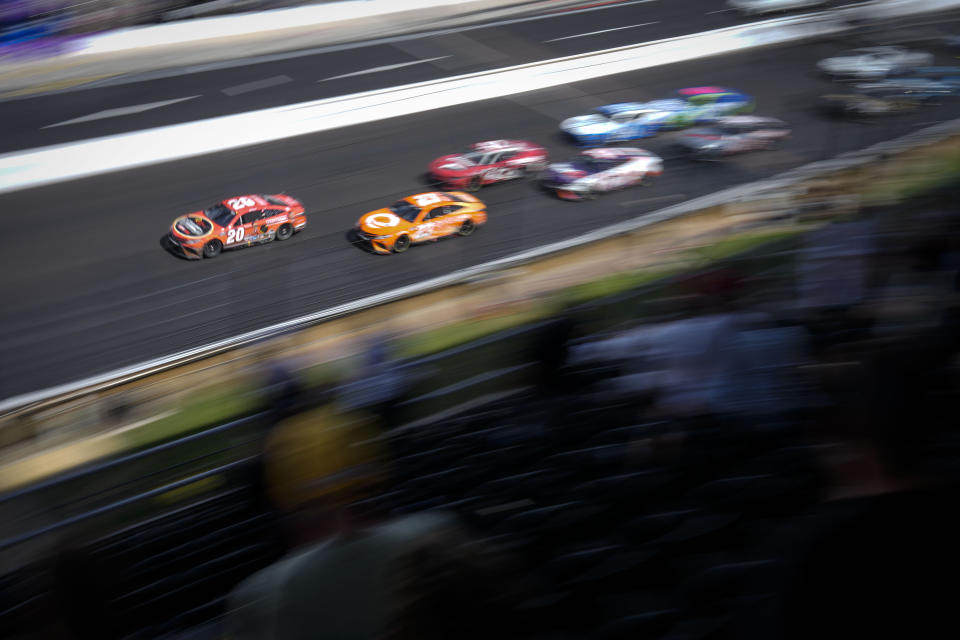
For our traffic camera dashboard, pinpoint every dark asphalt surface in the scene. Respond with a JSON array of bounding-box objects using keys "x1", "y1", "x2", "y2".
[
  {"x1": 0, "y1": 0, "x2": 862, "y2": 153},
  {"x1": 0, "y1": 7, "x2": 958, "y2": 399}
]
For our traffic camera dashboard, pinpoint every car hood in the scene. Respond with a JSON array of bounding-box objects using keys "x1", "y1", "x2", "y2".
[
  {"x1": 429, "y1": 154, "x2": 478, "y2": 175},
  {"x1": 357, "y1": 208, "x2": 412, "y2": 235},
  {"x1": 171, "y1": 213, "x2": 214, "y2": 238},
  {"x1": 560, "y1": 114, "x2": 617, "y2": 135},
  {"x1": 545, "y1": 162, "x2": 590, "y2": 184}
]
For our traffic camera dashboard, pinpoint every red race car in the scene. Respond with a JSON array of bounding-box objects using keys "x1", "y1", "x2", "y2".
[
  {"x1": 428, "y1": 139, "x2": 548, "y2": 191},
  {"x1": 166, "y1": 194, "x2": 306, "y2": 259}
]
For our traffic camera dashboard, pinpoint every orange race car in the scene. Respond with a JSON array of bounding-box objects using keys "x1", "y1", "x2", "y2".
[
  {"x1": 354, "y1": 191, "x2": 487, "y2": 254},
  {"x1": 165, "y1": 194, "x2": 306, "y2": 259}
]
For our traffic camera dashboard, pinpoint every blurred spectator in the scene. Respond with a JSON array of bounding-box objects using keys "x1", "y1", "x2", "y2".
[
  {"x1": 338, "y1": 334, "x2": 408, "y2": 430},
  {"x1": 261, "y1": 359, "x2": 306, "y2": 421},
  {"x1": 795, "y1": 220, "x2": 874, "y2": 313},
  {"x1": 225, "y1": 401, "x2": 524, "y2": 640}
]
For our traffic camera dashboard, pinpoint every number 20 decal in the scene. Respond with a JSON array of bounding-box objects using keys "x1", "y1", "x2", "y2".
[{"x1": 227, "y1": 227, "x2": 245, "y2": 244}]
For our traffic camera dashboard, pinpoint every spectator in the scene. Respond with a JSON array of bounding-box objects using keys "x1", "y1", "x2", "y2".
[
  {"x1": 338, "y1": 334, "x2": 408, "y2": 430},
  {"x1": 224, "y1": 401, "x2": 525, "y2": 640}
]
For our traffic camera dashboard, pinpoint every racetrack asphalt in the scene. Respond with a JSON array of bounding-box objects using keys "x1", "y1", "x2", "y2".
[
  {"x1": 0, "y1": 5, "x2": 958, "y2": 400},
  {"x1": 0, "y1": 0, "x2": 866, "y2": 152}
]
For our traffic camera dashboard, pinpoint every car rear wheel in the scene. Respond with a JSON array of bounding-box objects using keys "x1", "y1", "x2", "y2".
[
  {"x1": 457, "y1": 219, "x2": 476, "y2": 236},
  {"x1": 276, "y1": 224, "x2": 294, "y2": 241},
  {"x1": 465, "y1": 175, "x2": 483, "y2": 192},
  {"x1": 203, "y1": 240, "x2": 222, "y2": 259},
  {"x1": 393, "y1": 234, "x2": 411, "y2": 253}
]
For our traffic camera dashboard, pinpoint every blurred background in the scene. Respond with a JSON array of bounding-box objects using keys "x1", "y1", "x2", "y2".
[{"x1": 1, "y1": 0, "x2": 960, "y2": 639}]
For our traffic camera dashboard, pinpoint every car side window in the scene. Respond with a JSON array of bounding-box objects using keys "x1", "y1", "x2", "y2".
[
  {"x1": 432, "y1": 205, "x2": 462, "y2": 217},
  {"x1": 501, "y1": 150, "x2": 517, "y2": 161},
  {"x1": 240, "y1": 210, "x2": 265, "y2": 225},
  {"x1": 262, "y1": 209, "x2": 285, "y2": 219}
]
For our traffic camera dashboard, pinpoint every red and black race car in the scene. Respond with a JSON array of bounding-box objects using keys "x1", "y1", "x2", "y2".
[
  {"x1": 428, "y1": 139, "x2": 548, "y2": 191},
  {"x1": 166, "y1": 194, "x2": 306, "y2": 259}
]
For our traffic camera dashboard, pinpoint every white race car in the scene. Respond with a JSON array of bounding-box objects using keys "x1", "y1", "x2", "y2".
[
  {"x1": 817, "y1": 46, "x2": 935, "y2": 80},
  {"x1": 542, "y1": 148, "x2": 663, "y2": 201},
  {"x1": 727, "y1": 0, "x2": 828, "y2": 15}
]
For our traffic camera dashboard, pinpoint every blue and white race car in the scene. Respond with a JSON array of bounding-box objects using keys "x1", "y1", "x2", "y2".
[
  {"x1": 560, "y1": 87, "x2": 754, "y2": 146},
  {"x1": 542, "y1": 147, "x2": 663, "y2": 201},
  {"x1": 855, "y1": 68, "x2": 960, "y2": 100}
]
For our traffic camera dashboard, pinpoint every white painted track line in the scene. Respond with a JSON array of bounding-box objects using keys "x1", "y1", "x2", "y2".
[
  {"x1": 42, "y1": 96, "x2": 201, "y2": 128},
  {"x1": 543, "y1": 22, "x2": 660, "y2": 43},
  {"x1": 321, "y1": 57, "x2": 451, "y2": 82},
  {"x1": 221, "y1": 75, "x2": 292, "y2": 96}
]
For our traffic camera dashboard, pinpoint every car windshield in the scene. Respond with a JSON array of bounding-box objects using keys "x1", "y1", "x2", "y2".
[
  {"x1": 456, "y1": 150, "x2": 485, "y2": 164},
  {"x1": 572, "y1": 157, "x2": 615, "y2": 172},
  {"x1": 389, "y1": 200, "x2": 421, "y2": 222},
  {"x1": 204, "y1": 203, "x2": 234, "y2": 226}
]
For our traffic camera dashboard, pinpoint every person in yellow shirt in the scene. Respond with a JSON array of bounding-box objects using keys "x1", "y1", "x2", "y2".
[{"x1": 225, "y1": 401, "x2": 525, "y2": 640}]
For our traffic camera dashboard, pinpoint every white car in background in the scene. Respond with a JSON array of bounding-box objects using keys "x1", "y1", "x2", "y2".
[
  {"x1": 817, "y1": 46, "x2": 935, "y2": 80},
  {"x1": 727, "y1": 0, "x2": 829, "y2": 14}
]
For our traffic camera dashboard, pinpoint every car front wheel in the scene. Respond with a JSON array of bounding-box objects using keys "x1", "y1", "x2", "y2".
[
  {"x1": 458, "y1": 219, "x2": 476, "y2": 236},
  {"x1": 393, "y1": 234, "x2": 411, "y2": 253},
  {"x1": 203, "y1": 240, "x2": 222, "y2": 258},
  {"x1": 276, "y1": 224, "x2": 294, "y2": 241}
]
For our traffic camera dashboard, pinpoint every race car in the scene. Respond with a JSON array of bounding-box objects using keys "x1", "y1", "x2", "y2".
[
  {"x1": 354, "y1": 191, "x2": 487, "y2": 254},
  {"x1": 727, "y1": 0, "x2": 828, "y2": 14},
  {"x1": 560, "y1": 87, "x2": 754, "y2": 146},
  {"x1": 676, "y1": 116, "x2": 791, "y2": 159},
  {"x1": 428, "y1": 139, "x2": 547, "y2": 191},
  {"x1": 855, "y1": 75, "x2": 960, "y2": 100},
  {"x1": 166, "y1": 194, "x2": 306, "y2": 259},
  {"x1": 542, "y1": 148, "x2": 663, "y2": 201},
  {"x1": 817, "y1": 46, "x2": 934, "y2": 80},
  {"x1": 818, "y1": 93, "x2": 921, "y2": 117}
]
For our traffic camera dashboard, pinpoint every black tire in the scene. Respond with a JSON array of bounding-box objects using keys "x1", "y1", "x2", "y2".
[
  {"x1": 276, "y1": 224, "x2": 294, "y2": 241},
  {"x1": 580, "y1": 188, "x2": 596, "y2": 200},
  {"x1": 203, "y1": 240, "x2": 222, "y2": 259},
  {"x1": 393, "y1": 234, "x2": 411, "y2": 253},
  {"x1": 457, "y1": 219, "x2": 476, "y2": 237},
  {"x1": 465, "y1": 175, "x2": 483, "y2": 192}
]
